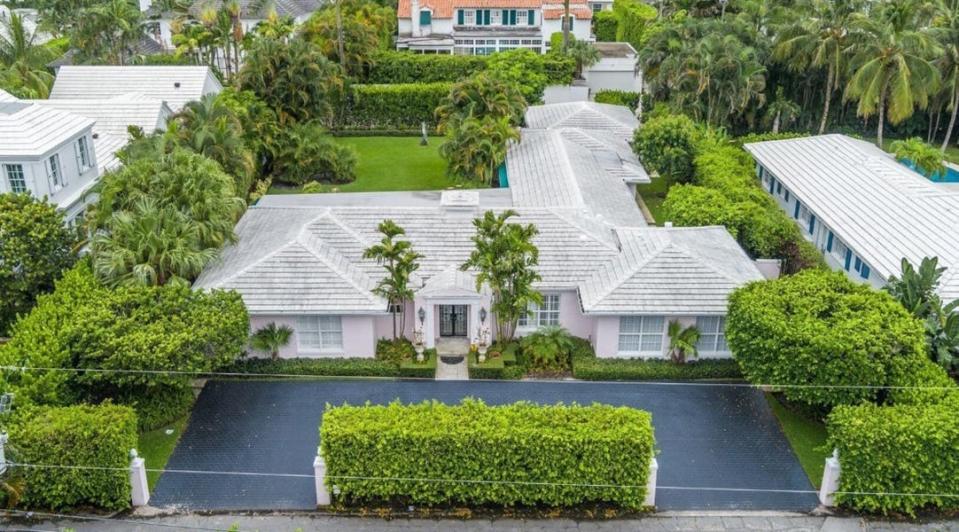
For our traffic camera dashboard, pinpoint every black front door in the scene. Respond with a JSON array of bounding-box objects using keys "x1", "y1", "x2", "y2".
[{"x1": 439, "y1": 305, "x2": 468, "y2": 337}]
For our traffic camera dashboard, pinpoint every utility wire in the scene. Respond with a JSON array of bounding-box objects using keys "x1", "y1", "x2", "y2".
[{"x1": 1, "y1": 365, "x2": 956, "y2": 390}]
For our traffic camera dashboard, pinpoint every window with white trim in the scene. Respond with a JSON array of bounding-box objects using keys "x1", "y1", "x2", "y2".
[
  {"x1": 46, "y1": 154, "x2": 64, "y2": 191},
  {"x1": 695, "y1": 316, "x2": 728, "y2": 353},
  {"x1": 830, "y1": 238, "x2": 849, "y2": 265},
  {"x1": 518, "y1": 294, "x2": 560, "y2": 328},
  {"x1": 463, "y1": 9, "x2": 474, "y2": 24},
  {"x1": 76, "y1": 136, "x2": 92, "y2": 171},
  {"x1": 296, "y1": 316, "x2": 343, "y2": 350},
  {"x1": 4, "y1": 164, "x2": 27, "y2": 193},
  {"x1": 618, "y1": 316, "x2": 664, "y2": 354}
]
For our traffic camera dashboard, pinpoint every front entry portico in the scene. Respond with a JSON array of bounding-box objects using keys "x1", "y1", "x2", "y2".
[
  {"x1": 413, "y1": 267, "x2": 492, "y2": 350},
  {"x1": 439, "y1": 304, "x2": 468, "y2": 337}
]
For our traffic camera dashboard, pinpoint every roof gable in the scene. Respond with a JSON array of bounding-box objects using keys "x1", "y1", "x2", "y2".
[{"x1": 50, "y1": 66, "x2": 222, "y2": 112}]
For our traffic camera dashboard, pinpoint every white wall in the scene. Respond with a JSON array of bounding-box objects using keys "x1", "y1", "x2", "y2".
[
  {"x1": 584, "y1": 57, "x2": 642, "y2": 93},
  {"x1": 592, "y1": 315, "x2": 734, "y2": 360}
]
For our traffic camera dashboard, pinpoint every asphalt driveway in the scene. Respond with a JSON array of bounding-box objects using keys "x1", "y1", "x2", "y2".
[{"x1": 150, "y1": 380, "x2": 818, "y2": 511}]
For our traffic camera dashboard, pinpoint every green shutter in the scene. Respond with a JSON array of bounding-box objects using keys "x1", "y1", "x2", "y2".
[
  {"x1": 528, "y1": 9, "x2": 534, "y2": 24},
  {"x1": 502, "y1": 9, "x2": 509, "y2": 24},
  {"x1": 476, "y1": 9, "x2": 482, "y2": 24},
  {"x1": 419, "y1": 10, "x2": 431, "y2": 25},
  {"x1": 510, "y1": 9, "x2": 517, "y2": 24},
  {"x1": 457, "y1": 9, "x2": 464, "y2": 24},
  {"x1": 485, "y1": 9, "x2": 491, "y2": 25},
  {"x1": 568, "y1": 15, "x2": 573, "y2": 30}
]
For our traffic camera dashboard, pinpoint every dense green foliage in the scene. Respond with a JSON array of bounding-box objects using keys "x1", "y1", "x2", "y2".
[
  {"x1": 520, "y1": 326, "x2": 575, "y2": 370},
  {"x1": 632, "y1": 114, "x2": 700, "y2": 183},
  {"x1": 594, "y1": 10, "x2": 619, "y2": 42},
  {"x1": 223, "y1": 354, "x2": 435, "y2": 379},
  {"x1": 8, "y1": 404, "x2": 137, "y2": 510},
  {"x1": 320, "y1": 399, "x2": 655, "y2": 509},
  {"x1": 890, "y1": 137, "x2": 947, "y2": 177},
  {"x1": 0, "y1": 263, "x2": 248, "y2": 429},
  {"x1": 440, "y1": 114, "x2": 518, "y2": 185},
  {"x1": 594, "y1": 90, "x2": 640, "y2": 108},
  {"x1": 272, "y1": 121, "x2": 358, "y2": 185},
  {"x1": 301, "y1": 0, "x2": 396, "y2": 78},
  {"x1": 364, "y1": 221, "x2": 421, "y2": 339},
  {"x1": 0, "y1": 194, "x2": 76, "y2": 336},
  {"x1": 364, "y1": 51, "x2": 487, "y2": 83},
  {"x1": 435, "y1": 71, "x2": 527, "y2": 130},
  {"x1": 341, "y1": 82, "x2": 452, "y2": 129},
  {"x1": 571, "y1": 340, "x2": 743, "y2": 381},
  {"x1": 827, "y1": 394, "x2": 959, "y2": 515},
  {"x1": 726, "y1": 269, "x2": 936, "y2": 410},
  {"x1": 613, "y1": 0, "x2": 658, "y2": 51}
]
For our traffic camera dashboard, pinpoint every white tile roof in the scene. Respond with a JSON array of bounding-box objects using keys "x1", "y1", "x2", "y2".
[
  {"x1": 580, "y1": 227, "x2": 765, "y2": 314},
  {"x1": 744, "y1": 134, "x2": 959, "y2": 302},
  {"x1": 524, "y1": 101, "x2": 638, "y2": 140},
  {"x1": 0, "y1": 89, "x2": 16, "y2": 102},
  {"x1": 93, "y1": 133, "x2": 128, "y2": 173},
  {"x1": 28, "y1": 93, "x2": 171, "y2": 139},
  {"x1": 50, "y1": 66, "x2": 222, "y2": 112},
  {"x1": 0, "y1": 101, "x2": 93, "y2": 157}
]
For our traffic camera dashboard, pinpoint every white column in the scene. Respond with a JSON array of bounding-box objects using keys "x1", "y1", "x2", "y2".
[
  {"x1": 644, "y1": 457, "x2": 658, "y2": 507},
  {"x1": 315, "y1": 455, "x2": 331, "y2": 506},
  {"x1": 819, "y1": 449, "x2": 841, "y2": 507},
  {"x1": 129, "y1": 450, "x2": 150, "y2": 507},
  {"x1": 411, "y1": 0, "x2": 421, "y2": 36},
  {"x1": 424, "y1": 304, "x2": 436, "y2": 348}
]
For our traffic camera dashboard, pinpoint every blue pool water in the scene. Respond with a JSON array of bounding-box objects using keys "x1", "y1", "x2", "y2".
[{"x1": 900, "y1": 158, "x2": 959, "y2": 183}]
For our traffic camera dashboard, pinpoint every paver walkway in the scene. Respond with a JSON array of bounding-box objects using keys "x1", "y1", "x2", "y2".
[
  {"x1": 435, "y1": 338, "x2": 469, "y2": 380},
  {"x1": 149, "y1": 380, "x2": 817, "y2": 511}
]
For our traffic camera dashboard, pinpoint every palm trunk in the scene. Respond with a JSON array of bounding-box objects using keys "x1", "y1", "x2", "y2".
[
  {"x1": 942, "y1": 85, "x2": 959, "y2": 153},
  {"x1": 391, "y1": 304, "x2": 397, "y2": 340},
  {"x1": 335, "y1": 0, "x2": 347, "y2": 70},
  {"x1": 877, "y1": 86, "x2": 887, "y2": 148},
  {"x1": 772, "y1": 111, "x2": 781, "y2": 134},
  {"x1": 818, "y1": 64, "x2": 833, "y2": 134},
  {"x1": 562, "y1": 0, "x2": 570, "y2": 51}
]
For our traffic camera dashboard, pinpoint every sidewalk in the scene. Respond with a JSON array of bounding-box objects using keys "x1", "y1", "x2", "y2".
[{"x1": 7, "y1": 512, "x2": 958, "y2": 531}]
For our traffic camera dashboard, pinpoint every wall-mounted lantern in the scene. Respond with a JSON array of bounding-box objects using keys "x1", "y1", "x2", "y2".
[
  {"x1": 479, "y1": 307, "x2": 488, "y2": 323},
  {"x1": 418, "y1": 307, "x2": 426, "y2": 325}
]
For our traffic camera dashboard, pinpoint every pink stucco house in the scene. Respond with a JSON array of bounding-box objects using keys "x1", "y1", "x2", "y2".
[{"x1": 194, "y1": 103, "x2": 767, "y2": 359}]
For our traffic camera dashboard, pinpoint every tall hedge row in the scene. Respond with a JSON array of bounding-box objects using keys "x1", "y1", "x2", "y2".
[
  {"x1": 827, "y1": 393, "x2": 959, "y2": 515},
  {"x1": 339, "y1": 83, "x2": 453, "y2": 130},
  {"x1": 365, "y1": 51, "x2": 487, "y2": 83},
  {"x1": 320, "y1": 399, "x2": 655, "y2": 509},
  {"x1": 594, "y1": 10, "x2": 619, "y2": 42},
  {"x1": 9, "y1": 404, "x2": 137, "y2": 510},
  {"x1": 726, "y1": 269, "x2": 932, "y2": 410}
]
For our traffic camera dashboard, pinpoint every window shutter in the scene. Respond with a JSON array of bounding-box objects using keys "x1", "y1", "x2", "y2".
[
  {"x1": 826, "y1": 232, "x2": 833, "y2": 252},
  {"x1": 419, "y1": 10, "x2": 431, "y2": 25},
  {"x1": 784, "y1": 190, "x2": 790, "y2": 202},
  {"x1": 528, "y1": 9, "x2": 534, "y2": 24},
  {"x1": 861, "y1": 264, "x2": 870, "y2": 279},
  {"x1": 502, "y1": 9, "x2": 508, "y2": 24},
  {"x1": 768, "y1": 177, "x2": 776, "y2": 193},
  {"x1": 457, "y1": 9, "x2": 464, "y2": 24},
  {"x1": 475, "y1": 9, "x2": 482, "y2": 24},
  {"x1": 569, "y1": 15, "x2": 573, "y2": 29},
  {"x1": 486, "y1": 10, "x2": 491, "y2": 24},
  {"x1": 854, "y1": 257, "x2": 862, "y2": 272},
  {"x1": 793, "y1": 201, "x2": 800, "y2": 219},
  {"x1": 73, "y1": 140, "x2": 82, "y2": 171},
  {"x1": 808, "y1": 214, "x2": 816, "y2": 234},
  {"x1": 844, "y1": 249, "x2": 852, "y2": 271}
]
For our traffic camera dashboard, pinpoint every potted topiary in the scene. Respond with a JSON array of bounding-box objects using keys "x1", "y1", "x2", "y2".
[{"x1": 413, "y1": 328, "x2": 425, "y2": 362}]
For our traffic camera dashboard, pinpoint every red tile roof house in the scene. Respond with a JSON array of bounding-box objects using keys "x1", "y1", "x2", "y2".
[
  {"x1": 396, "y1": 0, "x2": 594, "y2": 54},
  {"x1": 195, "y1": 102, "x2": 769, "y2": 360}
]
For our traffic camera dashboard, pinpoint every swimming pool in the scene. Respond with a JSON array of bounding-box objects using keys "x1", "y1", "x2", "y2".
[{"x1": 900, "y1": 158, "x2": 959, "y2": 183}]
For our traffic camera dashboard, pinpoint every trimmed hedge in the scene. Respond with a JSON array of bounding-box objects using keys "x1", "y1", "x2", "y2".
[
  {"x1": 365, "y1": 51, "x2": 487, "y2": 83},
  {"x1": 9, "y1": 404, "x2": 137, "y2": 510},
  {"x1": 594, "y1": 10, "x2": 618, "y2": 41},
  {"x1": 827, "y1": 393, "x2": 959, "y2": 515},
  {"x1": 320, "y1": 399, "x2": 655, "y2": 509},
  {"x1": 573, "y1": 357, "x2": 743, "y2": 381},
  {"x1": 339, "y1": 83, "x2": 452, "y2": 130},
  {"x1": 594, "y1": 90, "x2": 640, "y2": 109},
  {"x1": 726, "y1": 269, "x2": 931, "y2": 410},
  {"x1": 222, "y1": 354, "x2": 435, "y2": 379}
]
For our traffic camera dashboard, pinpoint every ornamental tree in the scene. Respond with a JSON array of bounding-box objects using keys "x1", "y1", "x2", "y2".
[
  {"x1": 0, "y1": 193, "x2": 76, "y2": 336},
  {"x1": 363, "y1": 220, "x2": 422, "y2": 340},
  {"x1": 435, "y1": 71, "x2": 527, "y2": 132},
  {"x1": 726, "y1": 269, "x2": 930, "y2": 410},
  {"x1": 461, "y1": 210, "x2": 541, "y2": 342},
  {"x1": 440, "y1": 114, "x2": 519, "y2": 186},
  {"x1": 632, "y1": 114, "x2": 700, "y2": 183}
]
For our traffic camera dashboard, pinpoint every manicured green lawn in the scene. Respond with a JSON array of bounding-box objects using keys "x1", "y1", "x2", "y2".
[
  {"x1": 765, "y1": 394, "x2": 829, "y2": 488},
  {"x1": 269, "y1": 136, "x2": 459, "y2": 194},
  {"x1": 636, "y1": 175, "x2": 670, "y2": 225},
  {"x1": 138, "y1": 415, "x2": 190, "y2": 490}
]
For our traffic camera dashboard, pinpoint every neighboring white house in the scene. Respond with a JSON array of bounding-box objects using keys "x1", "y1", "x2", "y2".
[
  {"x1": 49, "y1": 66, "x2": 222, "y2": 112},
  {"x1": 396, "y1": 0, "x2": 592, "y2": 54},
  {"x1": 745, "y1": 134, "x2": 959, "y2": 302},
  {"x1": 0, "y1": 99, "x2": 101, "y2": 222},
  {"x1": 195, "y1": 102, "x2": 765, "y2": 359},
  {"x1": 141, "y1": 0, "x2": 322, "y2": 52},
  {"x1": 583, "y1": 42, "x2": 642, "y2": 94}
]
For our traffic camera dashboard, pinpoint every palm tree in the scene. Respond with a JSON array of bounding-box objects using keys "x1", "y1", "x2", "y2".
[
  {"x1": 435, "y1": 71, "x2": 527, "y2": 131},
  {"x1": 362, "y1": 220, "x2": 422, "y2": 340},
  {"x1": 774, "y1": 0, "x2": 858, "y2": 134},
  {"x1": 91, "y1": 199, "x2": 219, "y2": 287},
  {"x1": 935, "y1": 0, "x2": 959, "y2": 151},
  {"x1": 890, "y1": 137, "x2": 946, "y2": 178},
  {"x1": 250, "y1": 322, "x2": 294, "y2": 360},
  {"x1": 0, "y1": 12, "x2": 54, "y2": 67},
  {"x1": 667, "y1": 320, "x2": 700, "y2": 364},
  {"x1": 566, "y1": 40, "x2": 600, "y2": 79},
  {"x1": 440, "y1": 114, "x2": 519, "y2": 186},
  {"x1": 845, "y1": 1, "x2": 941, "y2": 147},
  {"x1": 562, "y1": 0, "x2": 571, "y2": 51},
  {"x1": 885, "y1": 256, "x2": 948, "y2": 318},
  {"x1": 73, "y1": 0, "x2": 146, "y2": 65},
  {"x1": 765, "y1": 86, "x2": 801, "y2": 133}
]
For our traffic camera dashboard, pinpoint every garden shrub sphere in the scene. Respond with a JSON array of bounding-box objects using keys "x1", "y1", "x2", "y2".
[
  {"x1": 9, "y1": 403, "x2": 137, "y2": 510},
  {"x1": 726, "y1": 269, "x2": 930, "y2": 410},
  {"x1": 321, "y1": 399, "x2": 655, "y2": 509}
]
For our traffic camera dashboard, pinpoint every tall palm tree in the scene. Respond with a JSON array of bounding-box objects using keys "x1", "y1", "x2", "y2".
[
  {"x1": 72, "y1": 0, "x2": 146, "y2": 65},
  {"x1": 566, "y1": 40, "x2": 600, "y2": 79},
  {"x1": 935, "y1": 0, "x2": 959, "y2": 151},
  {"x1": 845, "y1": 0, "x2": 941, "y2": 147},
  {"x1": 0, "y1": 12, "x2": 54, "y2": 67},
  {"x1": 362, "y1": 220, "x2": 422, "y2": 339},
  {"x1": 765, "y1": 86, "x2": 801, "y2": 133},
  {"x1": 774, "y1": 0, "x2": 859, "y2": 134},
  {"x1": 435, "y1": 71, "x2": 527, "y2": 131}
]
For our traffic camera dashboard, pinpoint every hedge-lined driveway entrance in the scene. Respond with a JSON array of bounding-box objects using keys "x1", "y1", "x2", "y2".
[{"x1": 150, "y1": 380, "x2": 818, "y2": 511}]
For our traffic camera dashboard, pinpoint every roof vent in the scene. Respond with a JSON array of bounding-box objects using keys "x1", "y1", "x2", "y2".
[
  {"x1": 173, "y1": 82, "x2": 181, "y2": 89},
  {"x1": 440, "y1": 190, "x2": 479, "y2": 218},
  {"x1": 92, "y1": 133, "x2": 99, "y2": 139}
]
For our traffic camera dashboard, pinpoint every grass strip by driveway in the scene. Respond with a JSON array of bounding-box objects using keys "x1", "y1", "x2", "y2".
[
  {"x1": 765, "y1": 393, "x2": 828, "y2": 488},
  {"x1": 138, "y1": 415, "x2": 190, "y2": 490}
]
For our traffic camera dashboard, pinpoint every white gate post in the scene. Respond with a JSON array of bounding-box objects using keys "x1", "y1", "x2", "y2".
[
  {"x1": 315, "y1": 455, "x2": 331, "y2": 506},
  {"x1": 129, "y1": 449, "x2": 150, "y2": 507},
  {"x1": 644, "y1": 457, "x2": 658, "y2": 507},
  {"x1": 819, "y1": 449, "x2": 841, "y2": 507}
]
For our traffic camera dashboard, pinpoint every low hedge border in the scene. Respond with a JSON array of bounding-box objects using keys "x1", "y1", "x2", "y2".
[
  {"x1": 321, "y1": 399, "x2": 655, "y2": 509},
  {"x1": 222, "y1": 353, "x2": 436, "y2": 379},
  {"x1": 572, "y1": 353, "x2": 743, "y2": 381}
]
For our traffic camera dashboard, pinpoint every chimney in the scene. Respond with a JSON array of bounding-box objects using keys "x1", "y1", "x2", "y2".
[
  {"x1": 440, "y1": 190, "x2": 479, "y2": 220},
  {"x1": 411, "y1": 0, "x2": 421, "y2": 36}
]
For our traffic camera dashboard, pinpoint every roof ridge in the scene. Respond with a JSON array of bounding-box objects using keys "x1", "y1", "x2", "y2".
[
  {"x1": 553, "y1": 129, "x2": 587, "y2": 207},
  {"x1": 296, "y1": 217, "x2": 385, "y2": 306},
  {"x1": 582, "y1": 232, "x2": 670, "y2": 307},
  {"x1": 547, "y1": 208, "x2": 620, "y2": 252}
]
